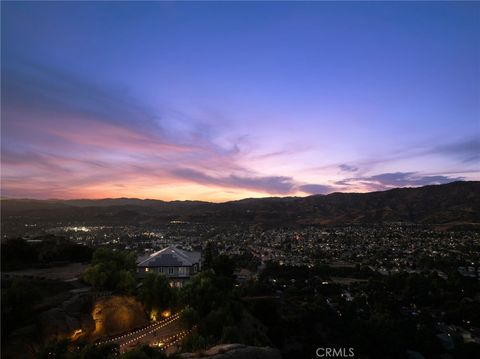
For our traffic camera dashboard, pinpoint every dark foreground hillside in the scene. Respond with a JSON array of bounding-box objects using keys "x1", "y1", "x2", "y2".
[{"x1": 2, "y1": 182, "x2": 479, "y2": 233}]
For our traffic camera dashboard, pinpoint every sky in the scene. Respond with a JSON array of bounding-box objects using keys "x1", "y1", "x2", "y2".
[{"x1": 1, "y1": 1, "x2": 479, "y2": 202}]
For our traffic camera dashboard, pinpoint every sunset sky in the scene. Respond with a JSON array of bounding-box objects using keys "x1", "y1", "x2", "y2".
[{"x1": 1, "y1": 1, "x2": 479, "y2": 201}]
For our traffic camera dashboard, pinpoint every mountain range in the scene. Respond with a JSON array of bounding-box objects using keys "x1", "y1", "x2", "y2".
[{"x1": 1, "y1": 181, "x2": 479, "y2": 231}]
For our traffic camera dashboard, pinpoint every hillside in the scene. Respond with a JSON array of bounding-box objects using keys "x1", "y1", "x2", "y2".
[{"x1": 1, "y1": 181, "x2": 479, "y2": 230}]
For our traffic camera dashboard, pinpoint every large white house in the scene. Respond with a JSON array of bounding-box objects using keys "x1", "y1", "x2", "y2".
[{"x1": 136, "y1": 245, "x2": 201, "y2": 287}]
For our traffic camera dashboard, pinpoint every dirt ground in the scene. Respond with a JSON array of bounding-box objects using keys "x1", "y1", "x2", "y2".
[{"x1": 4, "y1": 262, "x2": 88, "y2": 281}]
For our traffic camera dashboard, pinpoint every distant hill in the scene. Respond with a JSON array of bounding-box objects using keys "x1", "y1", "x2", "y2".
[{"x1": 1, "y1": 181, "x2": 479, "y2": 230}]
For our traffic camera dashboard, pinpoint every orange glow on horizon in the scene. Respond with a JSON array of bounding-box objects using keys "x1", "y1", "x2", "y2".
[{"x1": 9, "y1": 182, "x2": 309, "y2": 202}]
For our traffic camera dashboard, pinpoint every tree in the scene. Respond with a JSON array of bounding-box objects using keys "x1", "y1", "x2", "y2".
[
  {"x1": 117, "y1": 270, "x2": 136, "y2": 294},
  {"x1": 138, "y1": 273, "x2": 177, "y2": 314},
  {"x1": 80, "y1": 343, "x2": 119, "y2": 359},
  {"x1": 182, "y1": 332, "x2": 207, "y2": 352},
  {"x1": 221, "y1": 326, "x2": 241, "y2": 343},
  {"x1": 211, "y1": 255, "x2": 235, "y2": 291},
  {"x1": 36, "y1": 341, "x2": 119, "y2": 359},
  {"x1": 180, "y1": 271, "x2": 224, "y2": 316},
  {"x1": 203, "y1": 241, "x2": 215, "y2": 270},
  {"x1": 1, "y1": 237, "x2": 93, "y2": 271},
  {"x1": 37, "y1": 340, "x2": 70, "y2": 359},
  {"x1": 180, "y1": 306, "x2": 200, "y2": 329},
  {"x1": 1, "y1": 238, "x2": 37, "y2": 270},
  {"x1": 83, "y1": 248, "x2": 137, "y2": 293},
  {"x1": 2, "y1": 277, "x2": 40, "y2": 342},
  {"x1": 120, "y1": 345, "x2": 167, "y2": 359}
]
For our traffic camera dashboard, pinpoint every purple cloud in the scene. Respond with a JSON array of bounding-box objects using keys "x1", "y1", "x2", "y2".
[
  {"x1": 171, "y1": 168, "x2": 297, "y2": 194},
  {"x1": 336, "y1": 171, "x2": 464, "y2": 191},
  {"x1": 339, "y1": 164, "x2": 358, "y2": 172},
  {"x1": 431, "y1": 138, "x2": 480, "y2": 163},
  {"x1": 171, "y1": 168, "x2": 339, "y2": 195},
  {"x1": 298, "y1": 184, "x2": 335, "y2": 195}
]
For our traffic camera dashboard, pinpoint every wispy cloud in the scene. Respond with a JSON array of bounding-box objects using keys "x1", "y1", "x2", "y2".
[
  {"x1": 430, "y1": 138, "x2": 480, "y2": 163},
  {"x1": 2, "y1": 61, "x2": 320, "y2": 199},
  {"x1": 338, "y1": 164, "x2": 358, "y2": 173},
  {"x1": 298, "y1": 184, "x2": 335, "y2": 195},
  {"x1": 2, "y1": 61, "x2": 478, "y2": 200},
  {"x1": 336, "y1": 171, "x2": 464, "y2": 191},
  {"x1": 170, "y1": 168, "x2": 297, "y2": 194},
  {"x1": 170, "y1": 168, "x2": 339, "y2": 196}
]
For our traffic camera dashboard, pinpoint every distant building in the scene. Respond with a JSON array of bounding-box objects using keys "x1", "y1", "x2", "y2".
[{"x1": 136, "y1": 245, "x2": 201, "y2": 287}]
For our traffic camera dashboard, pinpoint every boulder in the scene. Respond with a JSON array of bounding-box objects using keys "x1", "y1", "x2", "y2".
[
  {"x1": 180, "y1": 344, "x2": 282, "y2": 359},
  {"x1": 91, "y1": 295, "x2": 148, "y2": 339},
  {"x1": 38, "y1": 294, "x2": 95, "y2": 341}
]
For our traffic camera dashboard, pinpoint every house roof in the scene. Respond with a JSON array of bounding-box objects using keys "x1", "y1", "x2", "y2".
[{"x1": 137, "y1": 245, "x2": 201, "y2": 267}]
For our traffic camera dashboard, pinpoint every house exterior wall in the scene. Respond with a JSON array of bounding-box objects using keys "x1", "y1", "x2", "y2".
[{"x1": 136, "y1": 264, "x2": 200, "y2": 280}]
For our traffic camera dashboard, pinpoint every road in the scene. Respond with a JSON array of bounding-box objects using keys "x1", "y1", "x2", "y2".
[{"x1": 96, "y1": 312, "x2": 190, "y2": 354}]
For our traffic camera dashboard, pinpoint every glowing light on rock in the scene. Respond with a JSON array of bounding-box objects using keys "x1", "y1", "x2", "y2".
[
  {"x1": 70, "y1": 329, "x2": 83, "y2": 340},
  {"x1": 150, "y1": 309, "x2": 158, "y2": 322}
]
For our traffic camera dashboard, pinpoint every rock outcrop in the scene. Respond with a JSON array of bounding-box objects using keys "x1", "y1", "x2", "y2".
[
  {"x1": 38, "y1": 294, "x2": 147, "y2": 341},
  {"x1": 38, "y1": 293, "x2": 95, "y2": 341},
  {"x1": 91, "y1": 295, "x2": 148, "y2": 339},
  {"x1": 180, "y1": 344, "x2": 282, "y2": 359}
]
